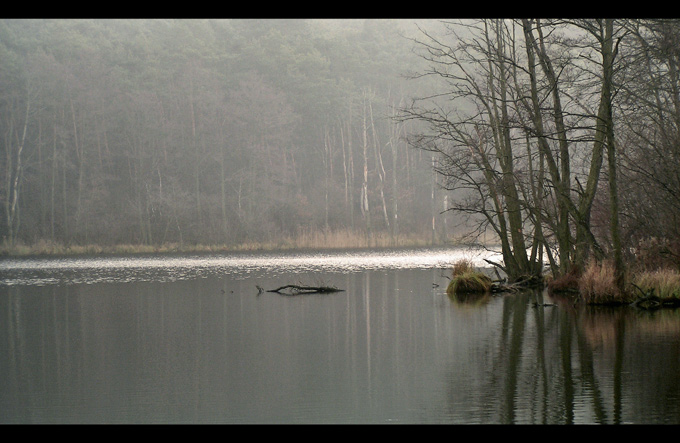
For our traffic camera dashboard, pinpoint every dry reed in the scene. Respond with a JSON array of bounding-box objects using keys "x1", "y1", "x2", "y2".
[
  {"x1": 1, "y1": 228, "x2": 445, "y2": 257},
  {"x1": 632, "y1": 269, "x2": 680, "y2": 299},
  {"x1": 578, "y1": 260, "x2": 633, "y2": 304}
]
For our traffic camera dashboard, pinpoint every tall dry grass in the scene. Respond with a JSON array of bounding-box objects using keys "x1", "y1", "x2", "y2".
[
  {"x1": 548, "y1": 259, "x2": 680, "y2": 305},
  {"x1": 578, "y1": 260, "x2": 633, "y2": 304},
  {"x1": 632, "y1": 269, "x2": 680, "y2": 299},
  {"x1": 280, "y1": 228, "x2": 435, "y2": 250},
  {"x1": 1, "y1": 229, "x2": 446, "y2": 257},
  {"x1": 452, "y1": 259, "x2": 475, "y2": 276}
]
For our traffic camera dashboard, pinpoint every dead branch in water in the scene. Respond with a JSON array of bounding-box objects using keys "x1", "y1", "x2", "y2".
[
  {"x1": 257, "y1": 284, "x2": 344, "y2": 295},
  {"x1": 489, "y1": 274, "x2": 544, "y2": 293}
]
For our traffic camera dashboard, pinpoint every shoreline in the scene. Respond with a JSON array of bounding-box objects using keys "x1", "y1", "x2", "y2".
[
  {"x1": 4, "y1": 240, "x2": 680, "y2": 310},
  {"x1": 0, "y1": 236, "x2": 491, "y2": 259}
]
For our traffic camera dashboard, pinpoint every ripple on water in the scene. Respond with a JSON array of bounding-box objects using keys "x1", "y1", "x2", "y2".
[{"x1": 0, "y1": 247, "x2": 501, "y2": 286}]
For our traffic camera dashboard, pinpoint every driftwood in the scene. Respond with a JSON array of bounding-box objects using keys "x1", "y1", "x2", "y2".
[{"x1": 257, "y1": 284, "x2": 344, "y2": 296}]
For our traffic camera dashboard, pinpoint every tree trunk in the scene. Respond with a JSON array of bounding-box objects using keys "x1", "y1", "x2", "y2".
[
  {"x1": 522, "y1": 19, "x2": 574, "y2": 273},
  {"x1": 361, "y1": 91, "x2": 372, "y2": 239},
  {"x1": 4, "y1": 92, "x2": 31, "y2": 246},
  {"x1": 602, "y1": 19, "x2": 625, "y2": 291},
  {"x1": 487, "y1": 20, "x2": 531, "y2": 278}
]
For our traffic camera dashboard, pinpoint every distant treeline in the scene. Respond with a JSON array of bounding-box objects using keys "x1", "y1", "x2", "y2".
[{"x1": 1, "y1": 19, "x2": 458, "y2": 251}]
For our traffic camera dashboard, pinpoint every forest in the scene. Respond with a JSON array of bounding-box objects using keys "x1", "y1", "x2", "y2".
[
  {"x1": 0, "y1": 19, "x2": 447, "y2": 253},
  {"x1": 2, "y1": 19, "x2": 680, "y2": 292}
]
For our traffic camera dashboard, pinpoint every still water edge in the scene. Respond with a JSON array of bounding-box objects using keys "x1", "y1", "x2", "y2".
[{"x1": 1, "y1": 247, "x2": 680, "y2": 424}]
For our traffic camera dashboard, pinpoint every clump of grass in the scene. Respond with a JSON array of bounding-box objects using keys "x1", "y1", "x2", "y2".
[
  {"x1": 578, "y1": 260, "x2": 633, "y2": 305},
  {"x1": 452, "y1": 259, "x2": 475, "y2": 277},
  {"x1": 447, "y1": 259, "x2": 492, "y2": 295},
  {"x1": 632, "y1": 269, "x2": 680, "y2": 299}
]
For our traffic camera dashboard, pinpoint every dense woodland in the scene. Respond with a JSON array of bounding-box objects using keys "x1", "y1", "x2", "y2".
[
  {"x1": 0, "y1": 19, "x2": 453, "y2": 251},
  {"x1": 3, "y1": 19, "x2": 680, "y2": 287}
]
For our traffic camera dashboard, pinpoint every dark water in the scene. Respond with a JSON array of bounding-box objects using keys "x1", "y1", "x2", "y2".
[{"x1": 1, "y1": 247, "x2": 680, "y2": 424}]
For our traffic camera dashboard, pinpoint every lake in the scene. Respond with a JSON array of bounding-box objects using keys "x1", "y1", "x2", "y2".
[{"x1": 1, "y1": 246, "x2": 680, "y2": 424}]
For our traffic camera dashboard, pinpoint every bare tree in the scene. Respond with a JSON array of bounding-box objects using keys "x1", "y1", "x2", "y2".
[
  {"x1": 617, "y1": 20, "x2": 680, "y2": 268},
  {"x1": 402, "y1": 20, "x2": 536, "y2": 280},
  {"x1": 404, "y1": 19, "x2": 635, "y2": 282}
]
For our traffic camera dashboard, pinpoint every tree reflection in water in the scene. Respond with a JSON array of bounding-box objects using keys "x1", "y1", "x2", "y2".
[{"x1": 450, "y1": 289, "x2": 680, "y2": 424}]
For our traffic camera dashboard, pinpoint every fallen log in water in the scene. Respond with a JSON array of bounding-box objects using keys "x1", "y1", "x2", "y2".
[{"x1": 257, "y1": 284, "x2": 344, "y2": 296}]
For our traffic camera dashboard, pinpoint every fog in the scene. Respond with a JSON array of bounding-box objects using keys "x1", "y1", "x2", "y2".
[{"x1": 0, "y1": 18, "x2": 463, "y2": 251}]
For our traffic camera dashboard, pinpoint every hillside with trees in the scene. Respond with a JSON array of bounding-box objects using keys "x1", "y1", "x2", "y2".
[{"x1": 0, "y1": 19, "x2": 451, "y2": 252}]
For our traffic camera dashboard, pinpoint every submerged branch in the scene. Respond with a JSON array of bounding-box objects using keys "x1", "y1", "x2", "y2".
[{"x1": 257, "y1": 284, "x2": 344, "y2": 296}]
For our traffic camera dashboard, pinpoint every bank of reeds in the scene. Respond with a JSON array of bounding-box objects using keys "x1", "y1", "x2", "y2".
[
  {"x1": 276, "y1": 228, "x2": 437, "y2": 250},
  {"x1": 0, "y1": 229, "x2": 457, "y2": 257},
  {"x1": 0, "y1": 239, "x2": 205, "y2": 256}
]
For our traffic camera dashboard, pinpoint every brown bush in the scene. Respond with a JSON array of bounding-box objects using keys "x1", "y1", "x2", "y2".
[{"x1": 546, "y1": 266, "x2": 580, "y2": 294}]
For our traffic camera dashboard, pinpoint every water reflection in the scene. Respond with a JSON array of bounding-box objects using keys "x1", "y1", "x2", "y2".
[
  {"x1": 1, "y1": 248, "x2": 680, "y2": 423},
  {"x1": 460, "y1": 291, "x2": 680, "y2": 424},
  {"x1": 447, "y1": 291, "x2": 492, "y2": 307}
]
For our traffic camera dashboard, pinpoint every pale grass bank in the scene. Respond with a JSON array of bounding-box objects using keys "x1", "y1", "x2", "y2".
[{"x1": 0, "y1": 229, "x2": 456, "y2": 257}]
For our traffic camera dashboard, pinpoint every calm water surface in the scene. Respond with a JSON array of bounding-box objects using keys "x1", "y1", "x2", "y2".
[{"x1": 1, "y1": 247, "x2": 680, "y2": 424}]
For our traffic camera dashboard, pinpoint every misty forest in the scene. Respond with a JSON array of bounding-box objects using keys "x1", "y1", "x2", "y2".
[
  {"x1": 2, "y1": 18, "x2": 680, "y2": 283},
  {"x1": 1, "y1": 19, "x2": 447, "y2": 252}
]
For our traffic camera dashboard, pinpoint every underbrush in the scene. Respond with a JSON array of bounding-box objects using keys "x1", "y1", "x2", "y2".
[{"x1": 547, "y1": 260, "x2": 680, "y2": 307}]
